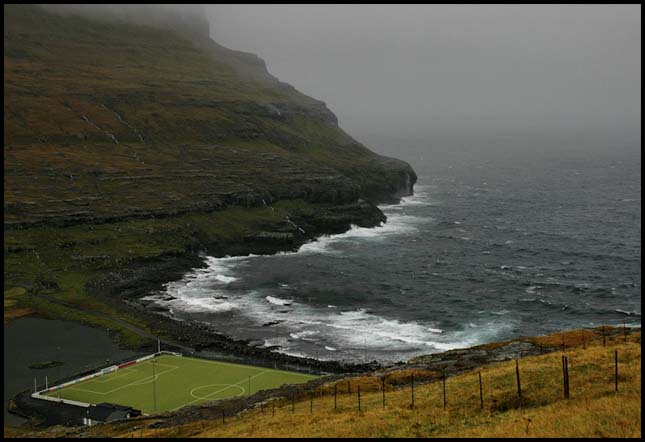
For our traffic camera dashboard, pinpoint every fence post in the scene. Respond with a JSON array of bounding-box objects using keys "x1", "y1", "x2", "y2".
[
  {"x1": 291, "y1": 393, "x2": 295, "y2": 414},
  {"x1": 411, "y1": 373, "x2": 415, "y2": 409},
  {"x1": 602, "y1": 327, "x2": 606, "y2": 347},
  {"x1": 561, "y1": 355, "x2": 567, "y2": 399},
  {"x1": 564, "y1": 356, "x2": 570, "y2": 399},
  {"x1": 382, "y1": 378, "x2": 386, "y2": 408},
  {"x1": 615, "y1": 350, "x2": 618, "y2": 392},
  {"x1": 478, "y1": 371, "x2": 483, "y2": 409},
  {"x1": 623, "y1": 321, "x2": 627, "y2": 342},
  {"x1": 310, "y1": 392, "x2": 313, "y2": 413},
  {"x1": 442, "y1": 375, "x2": 446, "y2": 410},
  {"x1": 221, "y1": 409, "x2": 225, "y2": 424},
  {"x1": 272, "y1": 402, "x2": 275, "y2": 416},
  {"x1": 357, "y1": 385, "x2": 361, "y2": 411},
  {"x1": 348, "y1": 380, "x2": 351, "y2": 394},
  {"x1": 515, "y1": 359, "x2": 522, "y2": 399},
  {"x1": 334, "y1": 384, "x2": 337, "y2": 410}
]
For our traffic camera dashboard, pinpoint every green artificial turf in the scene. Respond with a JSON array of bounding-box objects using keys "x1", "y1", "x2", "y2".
[{"x1": 44, "y1": 354, "x2": 317, "y2": 413}]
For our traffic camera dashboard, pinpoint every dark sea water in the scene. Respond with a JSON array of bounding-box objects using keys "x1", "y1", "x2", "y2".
[
  {"x1": 144, "y1": 148, "x2": 641, "y2": 363},
  {"x1": 3, "y1": 318, "x2": 139, "y2": 425}
]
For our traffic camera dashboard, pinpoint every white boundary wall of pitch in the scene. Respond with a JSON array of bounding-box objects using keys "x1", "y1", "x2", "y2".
[{"x1": 30, "y1": 351, "x2": 182, "y2": 408}]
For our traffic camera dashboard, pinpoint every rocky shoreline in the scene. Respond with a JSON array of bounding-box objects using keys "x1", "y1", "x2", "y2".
[
  {"x1": 85, "y1": 195, "x2": 413, "y2": 375},
  {"x1": 12, "y1": 326, "x2": 639, "y2": 433}
]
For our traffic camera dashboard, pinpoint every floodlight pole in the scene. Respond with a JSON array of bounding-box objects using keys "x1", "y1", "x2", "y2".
[
  {"x1": 157, "y1": 339, "x2": 161, "y2": 354},
  {"x1": 57, "y1": 346, "x2": 62, "y2": 399},
  {"x1": 152, "y1": 360, "x2": 157, "y2": 413}
]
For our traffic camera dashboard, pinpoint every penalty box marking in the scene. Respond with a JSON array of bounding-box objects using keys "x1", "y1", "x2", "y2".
[
  {"x1": 169, "y1": 354, "x2": 317, "y2": 378},
  {"x1": 68, "y1": 363, "x2": 180, "y2": 396},
  {"x1": 92, "y1": 368, "x2": 140, "y2": 384},
  {"x1": 84, "y1": 361, "x2": 175, "y2": 387}
]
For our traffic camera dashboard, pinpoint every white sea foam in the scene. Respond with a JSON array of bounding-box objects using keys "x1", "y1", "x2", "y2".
[
  {"x1": 291, "y1": 212, "x2": 429, "y2": 255},
  {"x1": 215, "y1": 275, "x2": 238, "y2": 284},
  {"x1": 616, "y1": 309, "x2": 641, "y2": 316},
  {"x1": 266, "y1": 295, "x2": 294, "y2": 306},
  {"x1": 144, "y1": 181, "x2": 514, "y2": 360}
]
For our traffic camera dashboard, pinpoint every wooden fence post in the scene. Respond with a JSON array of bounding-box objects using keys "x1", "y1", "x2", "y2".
[
  {"x1": 478, "y1": 371, "x2": 483, "y2": 409},
  {"x1": 602, "y1": 327, "x2": 606, "y2": 347},
  {"x1": 442, "y1": 375, "x2": 446, "y2": 410},
  {"x1": 615, "y1": 350, "x2": 618, "y2": 392},
  {"x1": 382, "y1": 378, "x2": 386, "y2": 408},
  {"x1": 272, "y1": 402, "x2": 275, "y2": 416},
  {"x1": 221, "y1": 410, "x2": 225, "y2": 424},
  {"x1": 564, "y1": 356, "x2": 570, "y2": 399},
  {"x1": 561, "y1": 355, "x2": 567, "y2": 399},
  {"x1": 411, "y1": 373, "x2": 415, "y2": 409},
  {"x1": 623, "y1": 321, "x2": 627, "y2": 342},
  {"x1": 347, "y1": 380, "x2": 351, "y2": 394},
  {"x1": 515, "y1": 359, "x2": 522, "y2": 399}
]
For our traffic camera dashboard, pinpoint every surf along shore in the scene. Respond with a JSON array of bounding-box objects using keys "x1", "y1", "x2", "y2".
[{"x1": 83, "y1": 194, "x2": 417, "y2": 375}]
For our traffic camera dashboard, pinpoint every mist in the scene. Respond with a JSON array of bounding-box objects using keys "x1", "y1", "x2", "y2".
[
  {"x1": 38, "y1": 4, "x2": 210, "y2": 38},
  {"x1": 36, "y1": 4, "x2": 641, "y2": 160},
  {"x1": 205, "y1": 4, "x2": 641, "y2": 159}
]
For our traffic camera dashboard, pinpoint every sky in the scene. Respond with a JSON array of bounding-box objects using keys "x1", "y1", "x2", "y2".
[{"x1": 205, "y1": 4, "x2": 641, "y2": 157}]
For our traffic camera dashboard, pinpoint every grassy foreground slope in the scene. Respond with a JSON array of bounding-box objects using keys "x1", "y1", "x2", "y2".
[
  {"x1": 3, "y1": 4, "x2": 415, "y2": 344},
  {"x1": 13, "y1": 328, "x2": 640, "y2": 438}
]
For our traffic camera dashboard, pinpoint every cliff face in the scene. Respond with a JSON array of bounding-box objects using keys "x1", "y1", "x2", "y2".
[
  {"x1": 4, "y1": 4, "x2": 416, "y2": 228},
  {"x1": 3, "y1": 4, "x2": 416, "y2": 342}
]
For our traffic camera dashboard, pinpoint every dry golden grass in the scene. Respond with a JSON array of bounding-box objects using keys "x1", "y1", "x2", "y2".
[
  {"x1": 3, "y1": 287, "x2": 33, "y2": 323},
  {"x1": 84, "y1": 330, "x2": 640, "y2": 439}
]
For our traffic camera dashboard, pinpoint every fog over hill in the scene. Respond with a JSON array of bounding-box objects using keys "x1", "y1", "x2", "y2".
[{"x1": 206, "y1": 4, "x2": 641, "y2": 158}]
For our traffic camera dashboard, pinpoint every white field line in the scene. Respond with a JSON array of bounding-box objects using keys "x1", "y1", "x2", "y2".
[
  {"x1": 83, "y1": 361, "x2": 174, "y2": 387},
  {"x1": 169, "y1": 369, "x2": 271, "y2": 412},
  {"x1": 68, "y1": 365, "x2": 179, "y2": 396},
  {"x1": 189, "y1": 384, "x2": 245, "y2": 400},
  {"x1": 92, "y1": 369, "x2": 139, "y2": 384},
  {"x1": 162, "y1": 354, "x2": 317, "y2": 378}
]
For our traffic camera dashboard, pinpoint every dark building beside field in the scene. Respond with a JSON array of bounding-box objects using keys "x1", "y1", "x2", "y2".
[{"x1": 84, "y1": 403, "x2": 141, "y2": 426}]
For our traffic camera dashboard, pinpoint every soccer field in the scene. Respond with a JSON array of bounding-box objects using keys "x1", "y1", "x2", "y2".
[{"x1": 43, "y1": 354, "x2": 318, "y2": 413}]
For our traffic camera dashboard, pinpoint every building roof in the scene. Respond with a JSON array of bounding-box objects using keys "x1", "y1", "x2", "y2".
[{"x1": 87, "y1": 403, "x2": 136, "y2": 422}]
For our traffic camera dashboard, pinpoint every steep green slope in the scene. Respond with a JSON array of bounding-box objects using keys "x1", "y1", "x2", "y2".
[
  {"x1": 3, "y1": 4, "x2": 416, "y2": 348},
  {"x1": 4, "y1": 4, "x2": 414, "y2": 227}
]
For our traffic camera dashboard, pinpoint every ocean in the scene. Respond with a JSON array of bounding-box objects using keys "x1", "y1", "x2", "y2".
[{"x1": 143, "y1": 147, "x2": 641, "y2": 363}]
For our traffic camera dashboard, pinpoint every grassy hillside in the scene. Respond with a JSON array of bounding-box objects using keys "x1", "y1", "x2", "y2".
[
  {"x1": 13, "y1": 328, "x2": 640, "y2": 438},
  {"x1": 3, "y1": 4, "x2": 415, "y2": 342},
  {"x1": 4, "y1": 4, "x2": 414, "y2": 227}
]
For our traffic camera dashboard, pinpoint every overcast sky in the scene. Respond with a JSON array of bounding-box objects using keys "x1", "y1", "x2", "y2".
[{"x1": 206, "y1": 4, "x2": 641, "y2": 156}]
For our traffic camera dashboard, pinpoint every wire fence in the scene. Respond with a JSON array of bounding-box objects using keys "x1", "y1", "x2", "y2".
[{"x1": 177, "y1": 328, "x2": 639, "y2": 435}]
